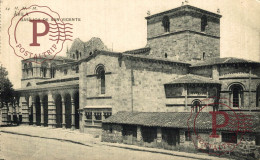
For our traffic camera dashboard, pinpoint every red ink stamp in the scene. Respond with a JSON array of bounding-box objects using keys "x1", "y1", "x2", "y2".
[
  {"x1": 187, "y1": 97, "x2": 253, "y2": 155},
  {"x1": 8, "y1": 5, "x2": 73, "y2": 64}
]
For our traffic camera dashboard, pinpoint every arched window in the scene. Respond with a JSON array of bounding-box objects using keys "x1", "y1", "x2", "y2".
[
  {"x1": 203, "y1": 52, "x2": 206, "y2": 60},
  {"x1": 64, "y1": 69, "x2": 68, "y2": 75},
  {"x1": 50, "y1": 63, "x2": 56, "y2": 78},
  {"x1": 230, "y1": 84, "x2": 243, "y2": 107},
  {"x1": 162, "y1": 16, "x2": 170, "y2": 32},
  {"x1": 165, "y1": 53, "x2": 168, "y2": 58},
  {"x1": 96, "y1": 65, "x2": 105, "y2": 94},
  {"x1": 90, "y1": 52, "x2": 92, "y2": 55},
  {"x1": 192, "y1": 100, "x2": 201, "y2": 113},
  {"x1": 201, "y1": 15, "x2": 208, "y2": 32},
  {"x1": 256, "y1": 85, "x2": 260, "y2": 107},
  {"x1": 26, "y1": 82, "x2": 31, "y2": 87},
  {"x1": 73, "y1": 54, "x2": 75, "y2": 59},
  {"x1": 75, "y1": 66, "x2": 79, "y2": 73},
  {"x1": 24, "y1": 63, "x2": 28, "y2": 75},
  {"x1": 41, "y1": 63, "x2": 48, "y2": 78},
  {"x1": 76, "y1": 50, "x2": 79, "y2": 60},
  {"x1": 28, "y1": 62, "x2": 33, "y2": 76},
  {"x1": 80, "y1": 52, "x2": 82, "y2": 58}
]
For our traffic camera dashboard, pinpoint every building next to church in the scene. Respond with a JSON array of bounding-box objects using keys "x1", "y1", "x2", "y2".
[{"x1": 1, "y1": 4, "x2": 260, "y2": 155}]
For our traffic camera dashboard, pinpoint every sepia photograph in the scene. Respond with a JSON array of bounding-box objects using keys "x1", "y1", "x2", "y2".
[{"x1": 0, "y1": 0, "x2": 260, "y2": 159}]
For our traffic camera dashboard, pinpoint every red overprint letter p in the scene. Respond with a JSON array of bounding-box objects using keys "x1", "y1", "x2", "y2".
[
  {"x1": 29, "y1": 20, "x2": 49, "y2": 46},
  {"x1": 209, "y1": 111, "x2": 229, "y2": 138}
]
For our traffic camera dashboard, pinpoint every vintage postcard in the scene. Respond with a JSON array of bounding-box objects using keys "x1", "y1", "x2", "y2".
[{"x1": 0, "y1": 0, "x2": 259, "y2": 159}]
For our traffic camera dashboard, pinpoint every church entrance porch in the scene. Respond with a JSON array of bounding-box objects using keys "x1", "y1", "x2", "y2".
[
  {"x1": 35, "y1": 96, "x2": 41, "y2": 126},
  {"x1": 65, "y1": 94, "x2": 72, "y2": 129},
  {"x1": 17, "y1": 86, "x2": 79, "y2": 130},
  {"x1": 43, "y1": 95, "x2": 48, "y2": 126},
  {"x1": 74, "y1": 92, "x2": 79, "y2": 129},
  {"x1": 55, "y1": 94, "x2": 62, "y2": 128}
]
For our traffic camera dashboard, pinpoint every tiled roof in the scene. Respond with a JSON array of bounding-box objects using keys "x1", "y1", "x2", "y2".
[
  {"x1": 79, "y1": 50, "x2": 190, "y2": 65},
  {"x1": 103, "y1": 111, "x2": 260, "y2": 132},
  {"x1": 16, "y1": 80, "x2": 78, "y2": 92},
  {"x1": 191, "y1": 57, "x2": 260, "y2": 67},
  {"x1": 145, "y1": 5, "x2": 221, "y2": 20},
  {"x1": 52, "y1": 55, "x2": 75, "y2": 61},
  {"x1": 219, "y1": 73, "x2": 259, "y2": 79},
  {"x1": 22, "y1": 55, "x2": 75, "y2": 62},
  {"x1": 165, "y1": 74, "x2": 221, "y2": 85},
  {"x1": 123, "y1": 53, "x2": 190, "y2": 65},
  {"x1": 123, "y1": 47, "x2": 151, "y2": 55}
]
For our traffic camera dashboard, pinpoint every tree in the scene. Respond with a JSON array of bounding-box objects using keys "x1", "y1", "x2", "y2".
[{"x1": 0, "y1": 64, "x2": 14, "y2": 108}]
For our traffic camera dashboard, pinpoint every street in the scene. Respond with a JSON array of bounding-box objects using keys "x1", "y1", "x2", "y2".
[{"x1": 0, "y1": 132, "x2": 195, "y2": 160}]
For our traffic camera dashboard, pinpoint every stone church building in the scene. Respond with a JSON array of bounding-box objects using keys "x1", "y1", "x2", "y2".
[{"x1": 2, "y1": 4, "x2": 260, "y2": 154}]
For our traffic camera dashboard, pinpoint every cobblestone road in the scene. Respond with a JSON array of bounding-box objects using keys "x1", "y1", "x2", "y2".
[{"x1": 1, "y1": 132, "x2": 195, "y2": 160}]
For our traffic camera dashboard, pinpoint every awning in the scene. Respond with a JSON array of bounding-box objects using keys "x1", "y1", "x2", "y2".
[
  {"x1": 103, "y1": 111, "x2": 259, "y2": 132},
  {"x1": 165, "y1": 74, "x2": 221, "y2": 85}
]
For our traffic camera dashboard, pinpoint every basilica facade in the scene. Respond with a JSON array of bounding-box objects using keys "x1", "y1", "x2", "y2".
[{"x1": 2, "y1": 4, "x2": 260, "y2": 154}]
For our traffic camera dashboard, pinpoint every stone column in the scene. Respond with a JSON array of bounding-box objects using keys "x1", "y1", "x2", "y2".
[
  {"x1": 1, "y1": 103, "x2": 8, "y2": 125},
  {"x1": 157, "y1": 128, "x2": 162, "y2": 143},
  {"x1": 62, "y1": 95, "x2": 66, "y2": 129},
  {"x1": 48, "y1": 93, "x2": 56, "y2": 128},
  {"x1": 184, "y1": 85, "x2": 188, "y2": 109},
  {"x1": 92, "y1": 111, "x2": 94, "y2": 126},
  {"x1": 15, "y1": 100, "x2": 19, "y2": 123},
  {"x1": 9, "y1": 103, "x2": 14, "y2": 122},
  {"x1": 137, "y1": 126, "x2": 142, "y2": 142},
  {"x1": 230, "y1": 93, "x2": 233, "y2": 107},
  {"x1": 206, "y1": 86, "x2": 209, "y2": 108},
  {"x1": 102, "y1": 111, "x2": 105, "y2": 121},
  {"x1": 20, "y1": 96, "x2": 29, "y2": 125},
  {"x1": 16, "y1": 100, "x2": 19, "y2": 115},
  {"x1": 46, "y1": 68, "x2": 51, "y2": 78},
  {"x1": 249, "y1": 66, "x2": 252, "y2": 109},
  {"x1": 71, "y1": 95, "x2": 75, "y2": 130},
  {"x1": 212, "y1": 65, "x2": 219, "y2": 80},
  {"x1": 32, "y1": 98, "x2": 36, "y2": 126},
  {"x1": 40, "y1": 97, "x2": 44, "y2": 126},
  {"x1": 79, "y1": 109, "x2": 84, "y2": 133}
]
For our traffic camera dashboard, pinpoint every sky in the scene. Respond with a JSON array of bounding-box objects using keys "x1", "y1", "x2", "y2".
[{"x1": 0, "y1": 0, "x2": 260, "y2": 89}]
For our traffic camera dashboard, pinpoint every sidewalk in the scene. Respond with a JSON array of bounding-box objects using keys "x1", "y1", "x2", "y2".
[{"x1": 0, "y1": 126, "x2": 229, "y2": 160}]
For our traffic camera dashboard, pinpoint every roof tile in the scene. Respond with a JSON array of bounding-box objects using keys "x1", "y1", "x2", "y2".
[{"x1": 103, "y1": 111, "x2": 259, "y2": 132}]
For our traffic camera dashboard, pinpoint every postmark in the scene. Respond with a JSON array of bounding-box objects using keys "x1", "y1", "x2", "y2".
[
  {"x1": 8, "y1": 5, "x2": 73, "y2": 64},
  {"x1": 187, "y1": 97, "x2": 253, "y2": 155}
]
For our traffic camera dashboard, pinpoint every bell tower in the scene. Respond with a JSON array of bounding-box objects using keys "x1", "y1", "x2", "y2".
[{"x1": 146, "y1": 5, "x2": 222, "y2": 62}]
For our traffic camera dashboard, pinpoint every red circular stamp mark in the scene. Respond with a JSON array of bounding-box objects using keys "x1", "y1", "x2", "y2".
[
  {"x1": 8, "y1": 5, "x2": 73, "y2": 64},
  {"x1": 187, "y1": 97, "x2": 253, "y2": 156}
]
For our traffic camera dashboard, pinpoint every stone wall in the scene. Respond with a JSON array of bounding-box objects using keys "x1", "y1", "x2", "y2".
[
  {"x1": 147, "y1": 32, "x2": 220, "y2": 62},
  {"x1": 147, "y1": 9, "x2": 220, "y2": 39},
  {"x1": 80, "y1": 53, "x2": 189, "y2": 114},
  {"x1": 21, "y1": 59, "x2": 78, "y2": 88},
  {"x1": 147, "y1": 13, "x2": 189, "y2": 39},
  {"x1": 123, "y1": 58, "x2": 188, "y2": 112},
  {"x1": 185, "y1": 12, "x2": 220, "y2": 37},
  {"x1": 188, "y1": 33, "x2": 220, "y2": 61},
  {"x1": 165, "y1": 85, "x2": 218, "y2": 112},
  {"x1": 147, "y1": 33, "x2": 188, "y2": 61},
  {"x1": 189, "y1": 66, "x2": 212, "y2": 78},
  {"x1": 146, "y1": 7, "x2": 220, "y2": 62},
  {"x1": 190, "y1": 64, "x2": 260, "y2": 109},
  {"x1": 102, "y1": 124, "x2": 259, "y2": 155},
  {"x1": 219, "y1": 65, "x2": 250, "y2": 76},
  {"x1": 101, "y1": 123, "x2": 123, "y2": 143},
  {"x1": 80, "y1": 54, "x2": 133, "y2": 114}
]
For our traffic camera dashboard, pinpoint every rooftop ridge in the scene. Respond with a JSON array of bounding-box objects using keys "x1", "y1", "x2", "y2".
[{"x1": 145, "y1": 5, "x2": 222, "y2": 20}]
